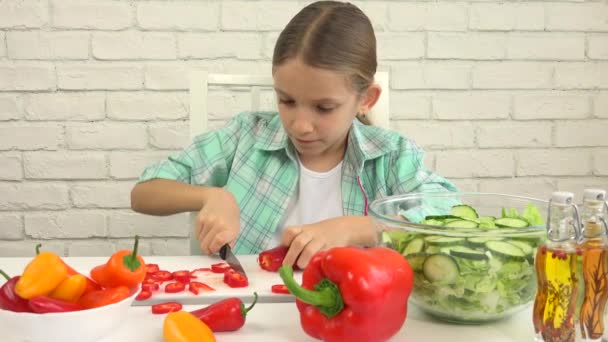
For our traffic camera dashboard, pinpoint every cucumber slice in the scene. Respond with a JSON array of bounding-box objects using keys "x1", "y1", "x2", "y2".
[
  {"x1": 424, "y1": 236, "x2": 466, "y2": 246},
  {"x1": 467, "y1": 237, "x2": 504, "y2": 247},
  {"x1": 423, "y1": 254, "x2": 459, "y2": 284},
  {"x1": 451, "y1": 205, "x2": 479, "y2": 220},
  {"x1": 405, "y1": 252, "x2": 428, "y2": 272},
  {"x1": 448, "y1": 246, "x2": 488, "y2": 261},
  {"x1": 403, "y1": 238, "x2": 425, "y2": 255},
  {"x1": 495, "y1": 217, "x2": 529, "y2": 228},
  {"x1": 479, "y1": 216, "x2": 496, "y2": 223},
  {"x1": 420, "y1": 219, "x2": 445, "y2": 226},
  {"x1": 444, "y1": 220, "x2": 479, "y2": 228},
  {"x1": 486, "y1": 241, "x2": 526, "y2": 260},
  {"x1": 425, "y1": 215, "x2": 461, "y2": 221},
  {"x1": 507, "y1": 240, "x2": 534, "y2": 255},
  {"x1": 479, "y1": 221, "x2": 497, "y2": 229}
]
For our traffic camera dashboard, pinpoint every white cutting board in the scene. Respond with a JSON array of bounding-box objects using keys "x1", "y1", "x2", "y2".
[{"x1": 1, "y1": 255, "x2": 301, "y2": 306}]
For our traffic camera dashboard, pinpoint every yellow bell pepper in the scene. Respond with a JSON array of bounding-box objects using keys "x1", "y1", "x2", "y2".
[
  {"x1": 50, "y1": 274, "x2": 87, "y2": 303},
  {"x1": 15, "y1": 247, "x2": 68, "y2": 300},
  {"x1": 163, "y1": 311, "x2": 216, "y2": 342}
]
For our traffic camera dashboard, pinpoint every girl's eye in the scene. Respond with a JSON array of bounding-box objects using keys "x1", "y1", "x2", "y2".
[
  {"x1": 279, "y1": 99, "x2": 295, "y2": 106},
  {"x1": 316, "y1": 106, "x2": 334, "y2": 113}
]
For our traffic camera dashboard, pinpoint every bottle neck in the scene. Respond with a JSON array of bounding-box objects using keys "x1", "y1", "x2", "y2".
[
  {"x1": 581, "y1": 200, "x2": 606, "y2": 238},
  {"x1": 547, "y1": 203, "x2": 578, "y2": 243}
]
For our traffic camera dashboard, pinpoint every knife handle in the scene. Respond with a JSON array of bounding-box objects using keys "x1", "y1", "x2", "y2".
[{"x1": 219, "y1": 244, "x2": 229, "y2": 259}]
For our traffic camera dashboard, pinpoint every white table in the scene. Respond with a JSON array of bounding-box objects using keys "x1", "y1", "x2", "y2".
[{"x1": 1, "y1": 255, "x2": 535, "y2": 341}]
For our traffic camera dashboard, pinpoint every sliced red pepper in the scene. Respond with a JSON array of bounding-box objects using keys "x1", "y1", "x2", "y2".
[
  {"x1": 172, "y1": 270, "x2": 192, "y2": 284},
  {"x1": 189, "y1": 281, "x2": 215, "y2": 295},
  {"x1": 29, "y1": 296, "x2": 83, "y2": 313},
  {"x1": 223, "y1": 270, "x2": 248, "y2": 288},
  {"x1": 143, "y1": 277, "x2": 160, "y2": 285},
  {"x1": 271, "y1": 284, "x2": 290, "y2": 294},
  {"x1": 164, "y1": 282, "x2": 186, "y2": 293},
  {"x1": 151, "y1": 270, "x2": 173, "y2": 282},
  {"x1": 258, "y1": 246, "x2": 300, "y2": 272},
  {"x1": 211, "y1": 263, "x2": 231, "y2": 274},
  {"x1": 190, "y1": 268, "x2": 211, "y2": 279},
  {"x1": 146, "y1": 263, "x2": 160, "y2": 274},
  {"x1": 151, "y1": 301, "x2": 182, "y2": 314},
  {"x1": 135, "y1": 290, "x2": 152, "y2": 301},
  {"x1": 142, "y1": 283, "x2": 160, "y2": 292}
]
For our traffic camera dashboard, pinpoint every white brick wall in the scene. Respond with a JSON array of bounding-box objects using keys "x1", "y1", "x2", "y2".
[{"x1": 0, "y1": 0, "x2": 606, "y2": 256}]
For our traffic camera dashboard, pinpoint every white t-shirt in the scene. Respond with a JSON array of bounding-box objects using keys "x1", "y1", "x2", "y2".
[{"x1": 269, "y1": 160, "x2": 344, "y2": 246}]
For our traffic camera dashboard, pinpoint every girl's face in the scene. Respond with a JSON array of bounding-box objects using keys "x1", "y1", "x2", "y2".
[{"x1": 273, "y1": 58, "x2": 378, "y2": 169}]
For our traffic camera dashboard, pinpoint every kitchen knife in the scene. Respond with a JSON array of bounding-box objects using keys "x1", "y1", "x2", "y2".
[{"x1": 219, "y1": 244, "x2": 247, "y2": 277}]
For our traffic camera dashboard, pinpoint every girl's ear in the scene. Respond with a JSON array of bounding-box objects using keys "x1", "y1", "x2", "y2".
[{"x1": 358, "y1": 83, "x2": 381, "y2": 115}]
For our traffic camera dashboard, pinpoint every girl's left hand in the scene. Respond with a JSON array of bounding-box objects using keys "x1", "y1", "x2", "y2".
[{"x1": 280, "y1": 219, "x2": 352, "y2": 269}]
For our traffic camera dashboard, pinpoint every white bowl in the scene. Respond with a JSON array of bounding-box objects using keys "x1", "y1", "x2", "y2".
[{"x1": 0, "y1": 290, "x2": 139, "y2": 342}]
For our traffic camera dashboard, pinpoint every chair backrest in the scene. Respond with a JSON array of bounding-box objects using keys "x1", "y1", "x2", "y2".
[
  {"x1": 189, "y1": 70, "x2": 391, "y2": 139},
  {"x1": 186, "y1": 70, "x2": 390, "y2": 254}
]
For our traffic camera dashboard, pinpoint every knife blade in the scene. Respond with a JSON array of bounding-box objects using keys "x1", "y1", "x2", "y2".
[{"x1": 219, "y1": 244, "x2": 247, "y2": 277}]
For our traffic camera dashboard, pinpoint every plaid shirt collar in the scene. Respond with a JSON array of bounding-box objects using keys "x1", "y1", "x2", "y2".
[{"x1": 253, "y1": 114, "x2": 399, "y2": 171}]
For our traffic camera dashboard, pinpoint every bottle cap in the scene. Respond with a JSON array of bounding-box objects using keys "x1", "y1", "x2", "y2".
[
  {"x1": 583, "y1": 189, "x2": 606, "y2": 201},
  {"x1": 551, "y1": 191, "x2": 574, "y2": 205}
]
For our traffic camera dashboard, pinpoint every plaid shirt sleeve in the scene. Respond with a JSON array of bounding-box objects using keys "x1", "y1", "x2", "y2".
[
  {"x1": 139, "y1": 115, "x2": 244, "y2": 186},
  {"x1": 387, "y1": 138, "x2": 459, "y2": 222}
]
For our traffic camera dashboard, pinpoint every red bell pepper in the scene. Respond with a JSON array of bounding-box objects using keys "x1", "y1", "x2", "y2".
[
  {"x1": 171, "y1": 270, "x2": 191, "y2": 284},
  {"x1": 135, "y1": 290, "x2": 152, "y2": 301},
  {"x1": 90, "y1": 236, "x2": 146, "y2": 289},
  {"x1": 223, "y1": 270, "x2": 248, "y2": 288},
  {"x1": 152, "y1": 301, "x2": 182, "y2": 314},
  {"x1": 189, "y1": 281, "x2": 215, "y2": 295},
  {"x1": 211, "y1": 263, "x2": 231, "y2": 274},
  {"x1": 271, "y1": 284, "x2": 290, "y2": 295},
  {"x1": 164, "y1": 282, "x2": 185, "y2": 293},
  {"x1": 0, "y1": 270, "x2": 31, "y2": 312},
  {"x1": 258, "y1": 246, "x2": 299, "y2": 272},
  {"x1": 189, "y1": 292, "x2": 258, "y2": 332},
  {"x1": 29, "y1": 296, "x2": 83, "y2": 313},
  {"x1": 279, "y1": 247, "x2": 414, "y2": 342}
]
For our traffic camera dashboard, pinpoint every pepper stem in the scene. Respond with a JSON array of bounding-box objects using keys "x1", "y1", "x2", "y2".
[
  {"x1": 241, "y1": 292, "x2": 258, "y2": 317},
  {"x1": 0, "y1": 269, "x2": 10, "y2": 281},
  {"x1": 279, "y1": 265, "x2": 344, "y2": 318},
  {"x1": 35, "y1": 243, "x2": 42, "y2": 255},
  {"x1": 122, "y1": 235, "x2": 142, "y2": 271}
]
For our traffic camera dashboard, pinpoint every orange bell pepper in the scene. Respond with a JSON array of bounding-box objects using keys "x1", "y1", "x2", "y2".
[
  {"x1": 163, "y1": 311, "x2": 216, "y2": 342},
  {"x1": 50, "y1": 274, "x2": 87, "y2": 303},
  {"x1": 78, "y1": 286, "x2": 130, "y2": 309},
  {"x1": 15, "y1": 245, "x2": 68, "y2": 299},
  {"x1": 90, "y1": 236, "x2": 146, "y2": 289}
]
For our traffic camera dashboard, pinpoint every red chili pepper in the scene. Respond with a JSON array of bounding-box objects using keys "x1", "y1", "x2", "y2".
[
  {"x1": 78, "y1": 286, "x2": 130, "y2": 309},
  {"x1": 279, "y1": 247, "x2": 414, "y2": 342},
  {"x1": 189, "y1": 282, "x2": 215, "y2": 295},
  {"x1": 211, "y1": 263, "x2": 231, "y2": 274},
  {"x1": 223, "y1": 270, "x2": 248, "y2": 288},
  {"x1": 189, "y1": 292, "x2": 258, "y2": 332},
  {"x1": 172, "y1": 270, "x2": 192, "y2": 284},
  {"x1": 152, "y1": 301, "x2": 182, "y2": 314},
  {"x1": 164, "y1": 282, "x2": 185, "y2": 293},
  {"x1": 258, "y1": 246, "x2": 299, "y2": 272},
  {"x1": 146, "y1": 264, "x2": 160, "y2": 274},
  {"x1": 135, "y1": 290, "x2": 152, "y2": 301},
  {"x1": 29, "y1": 296, "x2": 83, "y2": 313},
  {"x1": 151, "y1": 270, "x2": 173, "y2": 283},
  {"x1": 142, "y1": 282, "x2": 160, "y2": 292},
  {"x1": 0, "y1": 270, "x2": 31, "y2": 312},
  {"x1": 271, "y1": 284, "x2": 290, "y2": 295}
]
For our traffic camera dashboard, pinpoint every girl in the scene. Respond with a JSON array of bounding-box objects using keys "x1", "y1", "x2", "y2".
[{"x1": 131, "y1": 1, "x2": 457, "y2": 268}]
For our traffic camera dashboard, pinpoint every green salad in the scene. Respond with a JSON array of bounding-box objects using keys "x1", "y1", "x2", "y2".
[{"x1": 385, "y1": 203, "x2": 545, "y2": 322}]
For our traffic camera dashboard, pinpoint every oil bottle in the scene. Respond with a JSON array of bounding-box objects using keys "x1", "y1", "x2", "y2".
[
  {"x1": 533, "y1": 191, "x2": 581, "y2": 342},
  {"x1": 577, "y1": 189, "x2": 608, "y2": 341}
]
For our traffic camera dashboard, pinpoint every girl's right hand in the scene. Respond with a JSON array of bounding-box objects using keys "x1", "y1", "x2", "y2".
[{"x1": 195, "y1": 188, "x2": 241, "y2": 255}]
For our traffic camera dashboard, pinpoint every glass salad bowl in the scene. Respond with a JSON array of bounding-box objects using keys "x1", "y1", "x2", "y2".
[{"x1": 369, "y1": 192, "x2": 548, "y2": 324}]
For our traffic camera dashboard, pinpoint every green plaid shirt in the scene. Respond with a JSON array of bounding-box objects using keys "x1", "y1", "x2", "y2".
[{"x1": 140, "y1": 111, "x2": 457, "y2": 254}]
